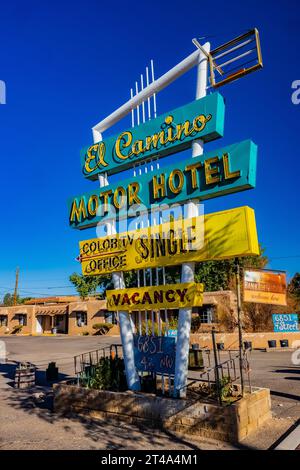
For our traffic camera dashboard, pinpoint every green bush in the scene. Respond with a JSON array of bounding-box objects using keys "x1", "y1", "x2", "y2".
[
  {"x1": 89, "y1": 356, "x2": 127, "y2": 391},
  {"x1": 82, "y1": 331, "x2": 89, "y2": 336},
  {"x1": 92, "y1": 322, "x2": 114, "y2": 335},
  {"x1": 168, "y1": 316, "x2": 178, "y2": 330},
  {"x1": 213, "y1": 376, "x2": 234, "y2": 401}
]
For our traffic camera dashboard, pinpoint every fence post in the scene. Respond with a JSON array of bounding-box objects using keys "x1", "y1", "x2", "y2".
[
  {"x1": 212, "y1": 327, "x2": 222, "y2": 406},
  {"x1": 235, "y1": 258, "x2": 245, "y2": 396}
]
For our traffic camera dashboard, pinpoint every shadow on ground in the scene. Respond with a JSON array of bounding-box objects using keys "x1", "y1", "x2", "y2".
[{"x1": 0, "y1": 360, "x2": 259, "y2": 450}]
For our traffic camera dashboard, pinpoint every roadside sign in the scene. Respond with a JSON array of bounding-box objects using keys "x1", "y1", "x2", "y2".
[
  {"x1": 79, "y1": 206, "x2": 259, "y2": 276},
  {"x1": 244, "y1": 269, "x2": 287, "y2": 306},
  {"x1": 272, "y1": 314, "x2": 299, "y2": 332},
  {"x1": 134, "y1": 335, "x2": 176, "y2": 374}
]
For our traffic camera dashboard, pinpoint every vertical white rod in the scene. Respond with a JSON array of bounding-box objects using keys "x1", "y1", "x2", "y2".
[
  {"x1": 146, "y1": 66, "x2": 151, "y2": 120},
  {"x1": 135, "y1": 81, "x2": 140, "y2": 126},
  {"x1": 130, "y1": 88, "x2": 135, "y2": 128},
  {"x1": 140, "y1": 74, "x2": 146, "y2": 123},
  {"x1": 173, "y1": 42, "x2": 210, "y2": 398},
  {"x1": 97, "y1": 139, "x2": 140, "y2": 392},
  {"x1": 150, "y1": 59, "x2": 157, "y2": 118}
]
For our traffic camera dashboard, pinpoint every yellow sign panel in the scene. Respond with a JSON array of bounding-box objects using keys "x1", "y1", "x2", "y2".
[
  {"x1": 106, "y1": 283, "x2": 204, "y2": 311},
  {"x1": 79, "y1": 206, "x2": 259, "y2": 276},
  {"x1": 244, "y1": 269, "x2": 287, "y2": 306}
]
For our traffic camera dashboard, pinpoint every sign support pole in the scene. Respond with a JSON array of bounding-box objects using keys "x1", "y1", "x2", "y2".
[
  {"x1": 235, "y1": 258, "x2": 245, "y2": 396},
  {"x1": 173, "y1": 42, "x2": 210, "y2": 398},
  {"x1": 98, "y1": 172, "x2": 141, "y2": 392}
]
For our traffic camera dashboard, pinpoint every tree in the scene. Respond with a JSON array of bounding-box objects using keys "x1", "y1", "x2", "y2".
[
  {"x1": 288, "y1": 273, "x2": 300, "y2": 302},
  {"x1": 3, "y1": 293, "x2": 16, "y2": 306},
  {"x1": 69, "y1": 273, "x2": 104, "y2": 300},
  {"x1": 194, "y1": 245, "x2": 268, "y2": 292},
  {"x1": 2, "y1": 293, "x2": 32, "y2": 306},
  {"x1": 69, "y1": 271, "x2": 138, "y2": 300}
]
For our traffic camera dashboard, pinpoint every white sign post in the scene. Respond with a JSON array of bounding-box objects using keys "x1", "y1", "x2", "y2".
[{"x1": 174, "y1": 42, "x2": 210, "y2": 398}]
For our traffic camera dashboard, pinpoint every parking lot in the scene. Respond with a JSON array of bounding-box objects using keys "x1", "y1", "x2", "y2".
[{"x1": 0, "y1": 335, "x2": 299, "y2": 450}]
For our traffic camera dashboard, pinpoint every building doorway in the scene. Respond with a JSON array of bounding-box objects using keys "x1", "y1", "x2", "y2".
[{"x1": 36, "y1": 315, "x2": 43, "y2": 333}]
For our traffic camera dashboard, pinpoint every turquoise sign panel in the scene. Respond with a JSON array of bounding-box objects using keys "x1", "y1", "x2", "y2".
[
  {"x1": 272, "y1": 314, "x2": 299, "y2": 332},
  {"x1": 68, "y1": 139, "x2": 257, "y2": 230},
  {"x1": 81, "y1": 92, "x2": 225, "y2": 179}
]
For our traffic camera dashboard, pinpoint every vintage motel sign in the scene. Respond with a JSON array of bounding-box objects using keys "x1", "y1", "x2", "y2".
[
  {"x1": 106, "y1": 283, "x2": 204, "y2": 311},
  {"x1": 69, "y1": 140, "x2": 257, "y2": 229},
  {"x1": 68, "y1": 32, "x2": 263, "y2": 395},
  {"x1": 79, "y1": 206, "x2": 259, "y2": 276},
  {"x1": 81, "y1": 93, "x2": 225, "y2": 178}
]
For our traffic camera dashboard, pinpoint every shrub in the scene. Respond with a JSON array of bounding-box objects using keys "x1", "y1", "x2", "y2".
[
  {"x1": 92, "y1": 322, "x2": 114, "y2": 335},
  {"x1": 89, "y1": 356, "x2": 127, "y2": 392},
  {"x1": 82, "y1": 331, "x2": 89, "y2": 336},
  {"x1": 168, "y1": 316, "x2": 178, "y2": 330},
  {"x1": 12, "y1": 325, "x2": 23, "y2": 334}
]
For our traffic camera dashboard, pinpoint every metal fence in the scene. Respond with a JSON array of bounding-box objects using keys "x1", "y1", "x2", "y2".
[
  {"x1": 74, "y1": 343, "x2": 123, "y2": 385},
  {"x1": 73, "y1": 341, "x2": 252, "y2": 405},
  {"x1": 186, "y1": 348, "x2": 251, "y2": 405}
]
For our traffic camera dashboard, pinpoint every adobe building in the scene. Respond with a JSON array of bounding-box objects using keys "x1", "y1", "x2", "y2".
[
  {"x1": 0, "y1": 291, "x2": 237, "y2": 336},
  {"x1": 0, "y1": 296, "x2": 109, "y2": 336}
]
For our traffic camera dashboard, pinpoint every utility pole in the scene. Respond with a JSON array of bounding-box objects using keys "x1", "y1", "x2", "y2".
[
  {"x1": 13, "y1": 267, "x2": 19, "y2": 306},
  {"x1": 235, "y1": 258, "x2": 245, "y2": 396}
]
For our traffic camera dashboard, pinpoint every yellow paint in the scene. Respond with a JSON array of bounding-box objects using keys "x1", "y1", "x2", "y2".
[
  {"x1": 106, "y1": 283, "x2": 204, "y2": 311},
  {"x1": 223, "y1": 153, "x2": 241, "y2": 179},
  {"x1": 243, "y1": 291, "x2": 287, "y2": 306},
  {"x1": 79, "y1": 206, "x2": 259, "y2": 276},
  {"x1": 108, "y1": 113, "x2": 212, "y2": 164}
]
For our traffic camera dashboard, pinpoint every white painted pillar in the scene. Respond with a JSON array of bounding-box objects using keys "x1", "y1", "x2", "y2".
[
  {"x1": 97, "y1": 162, "x2": 140, "y2": 392},
  {"x1": 173, "y1": 42, "x2": 210, "y2": 398}
]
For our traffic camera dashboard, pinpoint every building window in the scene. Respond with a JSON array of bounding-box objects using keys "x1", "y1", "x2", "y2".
[
  {"x1": 76, "y1": 312, "x2": 87, "y2": 327},
  {"x1": 104, "y1": 311, "x2": 117, "y2": 325},
  {"x1": 0, "y1": 315, "x2": 8, "y2": 327},
  {"x1": 18, "y1": 314, "x2": 27, "y2": 326},
  {"x1": 198, "y1": 305, "x2": 216, "y2": 324}
]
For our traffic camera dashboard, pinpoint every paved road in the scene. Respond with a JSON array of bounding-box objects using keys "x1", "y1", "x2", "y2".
[{"x1": 0, "y1": 335, "x2": 299, "y2": 450}]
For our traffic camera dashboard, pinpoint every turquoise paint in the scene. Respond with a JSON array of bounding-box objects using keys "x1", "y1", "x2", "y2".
[
  {"x1": 69, "y1": 139, "x2": 257, "y2": 230},
  {"x1": 81, "y1": 92, "x2": 225, "y2": 179}
]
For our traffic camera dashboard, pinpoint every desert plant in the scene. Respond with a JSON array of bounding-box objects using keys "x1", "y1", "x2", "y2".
[
  {"x1": 89, "y1": 356, "x2": 127, "y2": 391},
  {"x1": 12, "y1": 325, "x2": 23, "y2": 334},
  {"x1": 213, "y1": 376, "x2": 234, "y2": 401},
  {"x1": 92, "y1": 322, "x2": 113, "y2": 335},
  {"x1": 168, "y1": 316, "x2": 178, "y2": 330}
]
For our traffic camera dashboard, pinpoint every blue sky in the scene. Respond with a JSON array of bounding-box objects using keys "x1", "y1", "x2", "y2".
[{"x1": 0, "y1": 0, "x2": 299, "y2": 298}]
